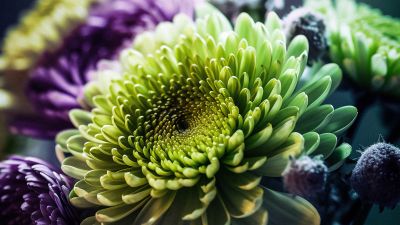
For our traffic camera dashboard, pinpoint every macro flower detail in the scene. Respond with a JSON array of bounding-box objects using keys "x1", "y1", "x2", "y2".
[
  {"x1": 56, "y1": 4, "x2": 357, "y2": 224},
  {"x1": 283, "y1": 7, "x2": 327, "y2": 64},
  {"x1": 8, "y1": 0, "x2": 197, "y2": 138},
  {"x1": 306, "y1": 0, "x2": 400, "y2": 98},
  {"x1": 350, "y1": 142, "x2": 400, "y2": 208},
  {"x1": 282, "y1": 155, "x2": 328, "y2": 199},
  {"x1": 0, "y1": 155, "x2": 79, "y2": 225}
]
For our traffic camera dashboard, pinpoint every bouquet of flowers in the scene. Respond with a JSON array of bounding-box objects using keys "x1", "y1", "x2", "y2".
[{"x1": 0, "y1": 0, "x2": 399, "y2": 224}]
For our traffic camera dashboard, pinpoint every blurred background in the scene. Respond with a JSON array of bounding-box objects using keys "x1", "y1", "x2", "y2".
[{"x1": 0, "y1": 0, "x2": 399, "y2": 224}]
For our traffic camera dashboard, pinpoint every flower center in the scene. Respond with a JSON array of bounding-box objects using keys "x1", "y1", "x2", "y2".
[{"x1": 176, "y1": 119, "x2": 190, "y2": 133}]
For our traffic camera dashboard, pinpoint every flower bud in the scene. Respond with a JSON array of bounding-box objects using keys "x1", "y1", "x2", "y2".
[
  {"x1": 283, "y1": 155, "x2": 328, "y2": 199},
  {"x1": 351, "y1": 143, "x2": 400, "y2": 208}
]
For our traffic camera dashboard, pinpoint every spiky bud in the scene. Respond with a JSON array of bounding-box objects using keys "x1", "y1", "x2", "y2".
[
  {"x1": 351, "y1": 142, "x2": 400, "y2": 208},
  {"x1": 283, "y1": 155, "x2": 328, "y2": 199},
  {"x1": 283, "y1": 7, "x2": 327, "y2": 64}
]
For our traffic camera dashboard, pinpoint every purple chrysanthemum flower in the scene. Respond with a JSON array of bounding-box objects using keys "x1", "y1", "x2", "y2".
[
  {"x1": 11, "y1": 0, "x2": 197, "y2": 138},
  {"x1": 0, "y1": 156, "x2": 78, "y2": 225}
]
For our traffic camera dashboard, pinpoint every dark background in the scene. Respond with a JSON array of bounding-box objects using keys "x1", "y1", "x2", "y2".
[{"x1": 1, "y1": 0, "x2": 399, "y2": 224}]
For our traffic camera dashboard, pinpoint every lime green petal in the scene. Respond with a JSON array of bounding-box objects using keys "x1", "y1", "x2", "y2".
[
  {"x1": 70, "y1": 109, "x2": 92, "y2": 127},
  {"x1": 69, "y1": 189, "x2": 99, "y2": 208},
  {"x1": 62, "y1": 156, "x2": 91, "y2": 179},
  {"x1": 256, "y1": 132, "x2": 303, "y2": 177},
  {"x1": 122, "y1": 185, "x2": 151, "y2": 205},
  {"x1": 56, "y1": 129, "x2": 80, "y2": 151}
]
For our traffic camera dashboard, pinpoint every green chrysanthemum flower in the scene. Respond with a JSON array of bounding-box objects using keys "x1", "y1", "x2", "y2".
[
  {"x1": 56, "y1": 5, "x2": 357, "y2": 225},
  {"x1": 0, "y1": 0, "x2": 97, "y2": 71},
  {"x1": 306, "y1": 0, "x2": 400, "y2": 98}
]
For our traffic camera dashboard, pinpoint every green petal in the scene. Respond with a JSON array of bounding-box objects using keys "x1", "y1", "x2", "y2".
[
  {"x1": 122, "y1": 185, "x2": 151, "y2": 204},
  {"x1": 326, "y1": 143, "x2": 352, "y2": 171},
  {"x1": 309, "y1": 133, "x2": 337, "y2": 159},
  {"x1": 133, "y1": 191, "x2": 176, "y2": 225},
  {"x1": 219, "y1": 169, "x2": 261, "y2": 191},
  {"x1": 303, "y1": 132, "x2": 320, "y2": 155},
  {"x1": 203, "y1": 196, "x2": 230, "y2": 225},
  {"x1": 56, "y1": 129, "x2": 80, "y2": 152},
  {"x1": 318, "y1": 106, "x2": 357, "y2": 135},
  {"x1": 232, "y1": 207, "x2": 268, "y2": 225},
  {"x1": 220, "y1": 184, "x2": 263, "y2": 218},
  {"x1": 96, "y1": 198, "x2": 148, "y2": 223},
  {"x1": 61, "y1": 156, "x2": 90, "y2": 179},
  {"x1": 255, "y1": 132, "x2": 303, "y2": 177},
  {"x1": 296, "y1": 105, "x2": 334, "y2": 133},
  {"x1": 262, "y1": 188, "x2": 320, "y2": 225},
  {"x1": 70, "y1": 109, "x2": 92, "y2": 127}
]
